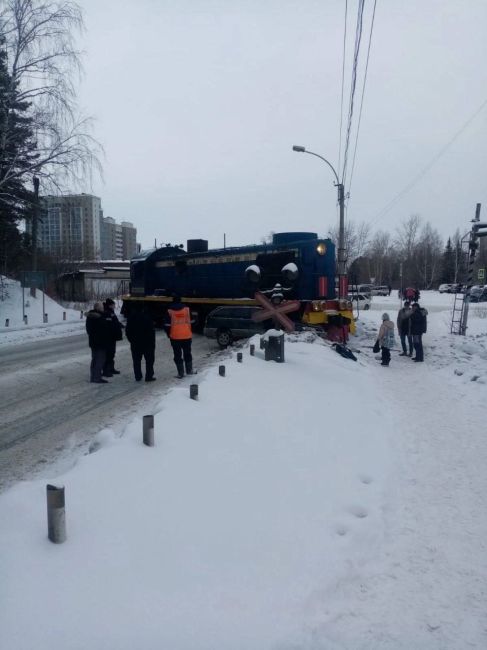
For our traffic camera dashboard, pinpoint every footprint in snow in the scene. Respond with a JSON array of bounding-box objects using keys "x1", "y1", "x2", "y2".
[
  {"x1": 359, "y1": 474, "x2": 373, "y2": 485},
  {"x1": 335, "y1": 524, "x2": 349, "y2": 537},
  {"x1": 349, "y1": 505, "x2": 368, "y2": 519}
]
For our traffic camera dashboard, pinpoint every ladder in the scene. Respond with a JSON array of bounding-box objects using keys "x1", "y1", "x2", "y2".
[{"x1": 450, "y1": 235, "x2": 471, "y2": 335}]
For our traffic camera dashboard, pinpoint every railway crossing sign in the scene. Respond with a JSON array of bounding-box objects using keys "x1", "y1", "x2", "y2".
[
  {"x1": 478, "y1": 268, "x2": 485, "y2": 280},
  {"x1": 252, "y1": 290, "x2": 300, "y2": 333}
]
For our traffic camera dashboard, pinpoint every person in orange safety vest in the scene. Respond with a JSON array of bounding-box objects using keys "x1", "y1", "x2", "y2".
[{"x1": 164, "y1": 295, "x2": 194, "y2": 378}]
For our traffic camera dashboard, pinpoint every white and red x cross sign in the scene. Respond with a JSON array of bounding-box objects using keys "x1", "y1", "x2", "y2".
[{"x1": 251, "y1": 291, "x2": 300, "y2": 333}]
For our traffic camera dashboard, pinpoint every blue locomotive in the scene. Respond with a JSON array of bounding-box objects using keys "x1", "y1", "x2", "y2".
[{"x1": 124, "y1": 231, "x2": 353, "y2": 334}]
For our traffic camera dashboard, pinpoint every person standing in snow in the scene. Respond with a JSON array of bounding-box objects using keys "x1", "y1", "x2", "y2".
[
  {"x1": 102, "y1": 298, "x2": 123, "y2": 377},
  {"x1": 375, "y1": 312, "x2": 395, "y2": 367},
  {"x1": 410, "y1": 302, "x2": 427, "y2": 362},
  {"x1": 397, "y1": 300, "x2": 413, "y2": 356},
  {"x1": 164, "y1": 295, "x2": 194, "y2": 378},
  {"x1": 125, "y1": 302, "x2": 156, "y2": 382},
  {"x1": 85, "y1": 301, "x2": 112, "y2": 383}
]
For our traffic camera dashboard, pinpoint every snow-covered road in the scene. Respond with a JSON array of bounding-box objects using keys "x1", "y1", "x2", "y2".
[{"x1": 0, "y1": 332, "x2": 217, "y2": 492}]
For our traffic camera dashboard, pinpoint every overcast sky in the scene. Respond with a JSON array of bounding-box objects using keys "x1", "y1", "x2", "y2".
[{"x1": 77, "y1": 0, "x2": 487, "y2": 249}]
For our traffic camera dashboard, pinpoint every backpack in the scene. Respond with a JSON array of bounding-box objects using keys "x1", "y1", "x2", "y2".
[{"x1": 382, "y1": 327, "x2": 395, "y2": 349}]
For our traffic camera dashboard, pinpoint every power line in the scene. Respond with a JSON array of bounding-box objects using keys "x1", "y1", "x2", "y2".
[
  {"x1": 341, "y1": 0, "x2": 366, "y2": 186},
  {"x1": 368, "y1": 96, "x2": 487, "y2": 227},
  {"x1": 347, "y1": 0, "x2": 377, "y2": 198},
  {"x1": 337, "y1": 0, "x2": 348, "y2": 175}
]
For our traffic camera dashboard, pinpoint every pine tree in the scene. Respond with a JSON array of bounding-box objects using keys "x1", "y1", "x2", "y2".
[
  {"x1": 0, "y1": 41, "x2": 38, "y2": 274},
  {"x1": 440, "y1": 237, "x2": 455, "y2": 283}
]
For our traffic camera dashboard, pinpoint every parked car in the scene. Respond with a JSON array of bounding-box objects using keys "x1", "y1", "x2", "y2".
[
  {"x1": 371, "y1": 285, "x2": 389, "y2": 296},
  {"x1": 469, "y1": 286, "x2": 487, "y2": 302},
  {"x1": 350, "y1": 293, "x2": 371, "y2": 310},
  {"x1": 438, "y1": 284, "x2": 453, "y2": 293},
  {"x1": 348, "y1": 284, "x2": 373, "y2": 297},
  {"x1": 203, "y1": 306, "x2": 273, "y2": 347}
]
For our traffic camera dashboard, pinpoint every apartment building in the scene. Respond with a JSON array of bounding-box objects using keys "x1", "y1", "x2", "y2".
[
  {"x1": 34, "y1": 194, "x2": 138, "y2": 261},
  {"x1": 38, "y1": 194, "x2": 102, "y2": 260},
  {"x1": 100, "y1": 217, "x2": 137, "y2": 260}
]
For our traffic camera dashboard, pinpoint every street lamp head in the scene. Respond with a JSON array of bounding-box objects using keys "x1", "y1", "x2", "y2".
[{"x1": 292, "y1": 145, "x2": 306, "y2": 152}]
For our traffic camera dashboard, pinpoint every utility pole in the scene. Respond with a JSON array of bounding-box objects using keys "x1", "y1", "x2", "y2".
[
  {"x1": 337, "y1": 182, "x2": 346, "y2": 298},
  {"x1": 292, "y1": 145, "x2": 348, "y2": 298},
  {"x1": 32, "y1": 176, "x2": 40, "y2": 273},
  {"x1": 31, "y1": 176, "x2": 40, "y2": 298},
  {"x1": 459, "y1": 203, "x2": 487, "y2": 334}
]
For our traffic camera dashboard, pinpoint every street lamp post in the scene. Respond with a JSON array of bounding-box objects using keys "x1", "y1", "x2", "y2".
[{"x1": 292, "y1": 145, "x2": 347, "y2": 299}]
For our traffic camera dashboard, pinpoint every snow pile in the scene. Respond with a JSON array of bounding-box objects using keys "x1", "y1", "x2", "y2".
[{"x1": 0, "y1": 276, "x2": 85, "y2": 345}]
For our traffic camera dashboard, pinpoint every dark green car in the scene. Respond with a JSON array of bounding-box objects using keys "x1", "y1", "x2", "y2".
[{"x1": 203, "y1": 306, "x2": 272, "y2": 348}]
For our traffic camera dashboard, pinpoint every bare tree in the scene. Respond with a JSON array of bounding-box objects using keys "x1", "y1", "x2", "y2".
[
  {"x1": 414, "y1": 222, "x2": 443, "y2": 289},
  {"x1": 328, "y1": 219, "x2": 371, "y2": 267},
  {"x1": 367, "y1": 230, "x2": 394, "y2": 284},
  {"x1": 0, "y1": 0, "x2": 102, "y2": 194},
  {"x1": 395, "y1": 214, "x2": 421, "y2": 260}
]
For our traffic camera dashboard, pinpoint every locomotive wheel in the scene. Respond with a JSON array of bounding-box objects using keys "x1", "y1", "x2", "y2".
[{"x1": 216, "y1": 329, "x2": 233, "y2": 348}]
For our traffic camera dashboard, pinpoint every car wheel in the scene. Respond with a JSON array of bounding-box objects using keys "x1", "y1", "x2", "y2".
[
  {"x1": 364, "y1": 304, "x2": 370, "y2": 310},
  {"x1": 216, "y1": 329, "x2": 232, "y2": 348}
]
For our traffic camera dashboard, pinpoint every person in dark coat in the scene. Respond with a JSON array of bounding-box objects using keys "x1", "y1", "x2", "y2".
[
  {"x1": 410, "y1": 302, "x2": 427, "y2": 362},
  {"x1": 125, "y1": 303, "x2": 156, "y2": 382},
  {"x1": 86, "y1": 301, "x2": 112, "y2": 383},
  {"x1": 164, "y1": 295, "x2": 193, "y2": 378},
  {"x1": 102, "y1": 298, "x2": 123, "y2": 377},
  {"x1": 397, "y1": 300, "x2": 413, "y2": 356}
]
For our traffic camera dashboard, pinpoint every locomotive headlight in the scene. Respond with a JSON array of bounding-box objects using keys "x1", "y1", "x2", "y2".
[
  {"x1": 316, "y1": 242, "x2": 326, "y2": 256},
  {"x1": 245, "y1": 264, "x2": 261, "y2": 283},
  {"x1": 281, "y1": 262, "x2": 299, "y2": 282}
]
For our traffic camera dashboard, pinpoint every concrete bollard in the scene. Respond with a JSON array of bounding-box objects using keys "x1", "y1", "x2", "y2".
[
  {"x1": 63, "y1": 311, "x2": 66, "y2": 321},
  {"x1": 46, "y1": 484, "x2": 66, "y2": 544},
  {"x1": 219, "y1": 365, "x2": 225, "y2": 377},
  {"x1": 43, "y1": 313, "x2": 48, "y2": 323},
  {"x1": 5, "y1": 318, "x2": 9, "y2": 327},
  {"x1": 250, "y1": 344, "x2": 255, "y2": 356},
  {"x1": 190, "y1": 384, "x2": 198, "y2": 400},
  {"x1": 23, "y1": 315, "x2": 28, "y2": 325},
  {"x1": 143, "y1": 414, "x2": 154, "y2": 447},
  {"x1": 237, "y1": 352, "x2": 243, "y2": 363}
]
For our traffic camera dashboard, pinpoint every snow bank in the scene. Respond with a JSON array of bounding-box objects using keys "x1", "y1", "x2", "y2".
[
  {"x1": 0, "y1": 277, "x2": 87, "y2": 345},
  {"x1": 0, "y1": 335, "x2": 396, "y2": 649}
]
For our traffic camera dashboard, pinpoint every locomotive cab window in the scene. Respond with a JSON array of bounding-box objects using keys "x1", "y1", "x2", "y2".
[{"x1": 175, "y1": 259, "x2": 188, "y2": 274}]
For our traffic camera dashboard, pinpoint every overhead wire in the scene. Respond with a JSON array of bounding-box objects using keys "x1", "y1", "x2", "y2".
[
  {"x1": 341, "y1": 0, "x2": 366, "y2": 186},
  {"x1": 337, "y1": 0, "x2": 348, "y2": 176},
  {"x1": 368, "y1": 95, "x2": 487, "y2": 228},
  {"x1": 347, "y1": 0, "x2": 377, "y2": 199}
]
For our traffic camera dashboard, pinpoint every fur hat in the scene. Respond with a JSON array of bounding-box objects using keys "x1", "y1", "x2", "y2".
[
  {"x1": 94, "y1": 301, "x2": 104, "y2": 312},
  {"x1": 381, "y1": 312, "x2": 390, "y2": 321}
]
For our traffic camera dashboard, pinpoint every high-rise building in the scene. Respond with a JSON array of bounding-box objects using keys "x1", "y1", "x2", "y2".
[
  {"x1": 37, "y1": 194, "x2": 102, "y2": 260},
  {"x1": 100, "y1": 217, "x2": 137, "y2": 260}
]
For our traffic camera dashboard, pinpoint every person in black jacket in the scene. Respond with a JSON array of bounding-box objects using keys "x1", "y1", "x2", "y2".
[
  {"x1": 86, "y1": 301, "x2": 112, "y2": 383},
  {"x1": 397, "y1": 301, "x2": 413, "y2": 356},
  {"x1": 125, "y1": 303, "x2": 156, "y2": 382},
  {"x1": 410, "y1": 302, "x2": 427, "y2": 362},
  {"x1": 102, "y1": 298, "x2": 123, "y2": 377}
]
